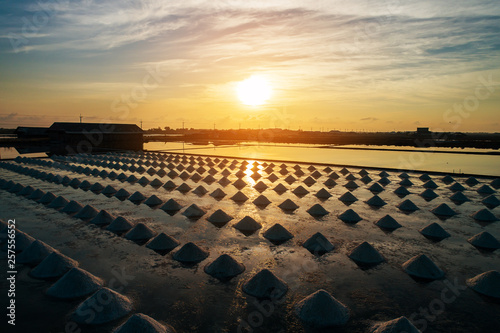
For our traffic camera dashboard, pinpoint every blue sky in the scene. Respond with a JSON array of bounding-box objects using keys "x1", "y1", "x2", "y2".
[{"x1": 1, "y1": 0, "x2": 499, "y2": 131}]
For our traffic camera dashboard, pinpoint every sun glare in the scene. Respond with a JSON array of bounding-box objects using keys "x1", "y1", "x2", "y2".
[{"x1": 236, "y1": 75, "x2": 272, "y2": 106}]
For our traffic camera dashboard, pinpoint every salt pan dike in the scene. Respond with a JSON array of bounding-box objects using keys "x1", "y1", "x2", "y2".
[{"x1": 0, "y1": 152, "x2": 499, "y2": 332}]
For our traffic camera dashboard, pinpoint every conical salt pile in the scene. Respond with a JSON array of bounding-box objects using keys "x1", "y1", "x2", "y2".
[
  {"x1": 8, "y1": 183, "x2": 24, "y2": 193},
  {"x1": 490, "y1": 178, "x2": 500, "y2": 189},
  {"x1": 450, "y1": 191, "x2": 469, "y2": 204},
  {"x1": 465, "y1": 177, "x2": 479, "y2": 186},
  {"x1": 267, "y1": 174, "x2": 279, "y2": 182},
  {"x1": 254, "y1": 181, "x2": 268, "y2": 192},
  {"x1": 402, "y1": 254, "x2": 445, "y2": 280},
  {"x1": 114, "y1": 188, "x2": 131, "y2": 201},
  {"x1": 128, "y1": 191, "x2": 146, "y2": 204},
  {"x1": 278, "y1": 199, "x2": 299, "y2": 212},
  {"x1": 394, "y1": 186, "x2": 410, "y2": 197},
  {"x1": 263, "y1": 224, "x2": 294, "y2": 244},
  {"x1": 74, "y1": 205, "x2": 99, "y2": 220},
  {"x1": 173, "y1": 242, "x2": 209, "y2": 264},
  {"x1": 345, "y1": 174, "x2": 356, "y2": 181},
  {"x1": 27, "y1": 189, "x2": 45, "y2": 200},
  {"x1": 79, "y1": 180, "x2": 92, "y2": 191},
  {"x1": 477, "y1": 185, "x2": 495, "y2": 195},
  {"x1": 18, "y1": 185, "x2": 35, "y2": 196},
  {"x1": 90, "y1": 210, "x2": 115, "y2": 226},
  {"x1": 30, "y1": 251, "x2": 78, "y2": 279},
  {"x1": 106, "y1": 217, "x2": 135, "y2": 233},
  {"x1": 303, "y1": 232, "x2": 334, "y2": 255},
  {"x1": 46, "y1": 267, "x2": 104, "y2": 299},
  {"x1": 71, "y1": 288, "x2": 133, "y2": 324},
  {"x1": 293, "y1": 185, "x2": 309, "y2": 196},
  {"x1": 431, "y1": 203, "x2": 457, "y2": 219},
  {"x1": 218, "y1": 176, "x2": 231, "y2": 186},
  {"x1": 419, "y1": 223, "x2": 450, "y2": 241},
  {"x1": 113, "y1": 313, "x2": 174, "y2": 333},
  {"x1": 348, "y1": 242, "x2": 384, "y2": 265},
  {"x1": 125, "y1": 223, "x2": 155, "y2": 241},
  {"x1": 378, "y1": 177, "x2": 391, "y2": 186},
  {"x1": 233, "y1": 216, "x2": 262, "y2": 235},
  {"x1": 273, "y1": 183, "x2": 288, "y2": 194},
  {"x1": 144, "y1": 195, "x2": 163, "y2": 207},
  {"x1": 375, "y1": 215, "x2": 402, "y2": 231},
  {"x1": 344, "y1": 180, "x2": 359, "y2": 191},
  {"x1": 16, "y1": 240, "x2": 55, "y2": 265},
  {"x1": 101, "y1": 185, "x2": 117, "y2": 197},
  {"x1": 146, "y1": 233, "x2": 180, "y2": 252},
  {"x1": 423, "y1": 180, "x2": 438, "y2": 189},
  {"x1": 324, "y1": 178, "x2": 337, "y2": 188},
  {"x1": 371, "y1": 316, "x2": 421, "y2": 333},
  {"x1": 466, "y1": 271, "x2": 500, "y2": 298},
  {"x1": 207, "y1": 209, "x2": 233, "y2": 226},
  {"x1": 307, "y1": 204, "x2": 329, "y2": 217},
  {"x1": 242, "y1": 269, "x2": 288, "y2": 299},
  {"x1": 315, "y1": 188, "x2": 332, "y2": 199},
  {"x1": 90, "y1": 182, "x2": 105, "y2": 193},
  {"x1": 397, "y1": 199, "x2": 419, "y2": 213},
  {"x1": 204, "y1": 254, "x2": 245, "y2": 280},
  {"x1": 339, "y1": 209, "x2": 362, "y2": 223},
  {"x1": 368, "y1": 182, "x2": 384, "y2": 194},
  {"x1": 303, "y1": 176, "x2": 316, "y2": 186},
  {"x1": 163, "y1": 180, "x2": 177, "y2": 190},
  {"x1": 366, "y1": 195, "x2": 387, "y2": 208},
  {"x1": 182, "y1": 204, "x2": 205, "y2": 218},
  {"x1": 232, "y1": 179, "x2": 247, "y2": 189},
  {"x1": 468, "y1": 231, "x2": 500, "y2": 251},
  {"x1": 150, "y1": 178, "x2": 164, "y2": 188},
  {"x1": 379, "y1": 171, "x2": 390, "y2": 177},
  {"x1": 176, "y1": 183, "x2": 191, "y2": 193},
  {"x1": 449, "y1": 182, "x2": 465, "y2": 192},
  {"x1": 399, "y1": 178, "x2": 413, "y2": 187},
  {"x1": 471, "y1": 209, "x2": 499, "y2": 222},
  {"x1": 442, "y1": 175, "x2": 454, "y2": 184},
  {"x1": 193, "y1": 185, "x2": 208, "y2": 196},
  {"x1": 230, "y1": 191, "x2": 249, "y2": 203},
  {"x1": 420, "y1": 189, "x2": 438, "y2": 201},
  {"x1": 482, "y1": 195, "x2": 500, "y2": 209},
  {"x1": 61, "y1": 200, "x2": 84, "y2": 214},
  {"x1": 253, "y1": 195, "x2": 271, "y2": 207},
  {"x1": 361, "y1": 175, "x2": 372, "y2": 184},
  {"x1": 47, "y1": 196, "x2": 70, "y2": 209},
  {"x1": 420, "y1": 173, "x2": 431, "y2": 181},
  {"x1": 294, "y1": 289, "x2": 349, "y2": 328},
  {"x1": 159, "y1": 199, "x2": 182, "y2": 214},
  {"x1": 339, "y1": 191, "x2": 358, "y2": 204},
  {"x1": 210, "y1": 188, "x2": 226, "y2": 199}
]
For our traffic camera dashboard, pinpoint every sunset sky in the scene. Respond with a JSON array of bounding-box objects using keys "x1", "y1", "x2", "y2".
[{"x1": 1, "y1": 0, "x2": 499, "y2": 131}]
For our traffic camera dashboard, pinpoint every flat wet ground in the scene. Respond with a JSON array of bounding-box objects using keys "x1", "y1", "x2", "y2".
[{"x1": 0, "y1": 152, "x2": 499, "y2": 332}]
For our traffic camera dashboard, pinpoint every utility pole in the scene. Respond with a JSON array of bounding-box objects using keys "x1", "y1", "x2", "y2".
[
  {"x1": 79, "y1": 114, "x2": 82, "y2": 123},
  {"x1": 140, "y1": 120, "x2": 143, "y2": 129}
]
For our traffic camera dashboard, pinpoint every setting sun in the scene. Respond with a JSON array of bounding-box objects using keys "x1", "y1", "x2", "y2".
[{"x1": 236, "y1": 75, "x2": 272, "y2": 106}]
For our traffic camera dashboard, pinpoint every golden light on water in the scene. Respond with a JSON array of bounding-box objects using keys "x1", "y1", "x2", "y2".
[{"x1": 236, "y1": 75, "x2": 272, "y2": 106}]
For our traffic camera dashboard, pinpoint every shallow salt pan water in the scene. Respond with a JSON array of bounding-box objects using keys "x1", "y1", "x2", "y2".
[{"x1": 0, "y1": 152, "x2": 499, "y2": 332}]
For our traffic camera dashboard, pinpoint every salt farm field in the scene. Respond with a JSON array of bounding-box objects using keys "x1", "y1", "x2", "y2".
[{"x1": 0, "y1": 152, "x2": 499, "y2": 332}]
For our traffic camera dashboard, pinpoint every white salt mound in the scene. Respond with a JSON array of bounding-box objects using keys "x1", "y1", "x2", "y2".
[
  {"x1": 366, "y1": 195, "x2": 387, "y2": 207},
  {"x1": 242, "y1": 269, "x2": 288, "y2": 299},
  {"x1": 16, "y1": 240, "x2": 54, "y2": 265},
  {"x1": 233, "y1": 216, "x2": 262, "y2": 232},
  {"x1": 113, "y1": 313, "x2": 175, "y2": 333},
  {"x1": 371, "y1": 316, "x2": 421, "y2": 333},
  {"x1": 146, "y1": 233, "x2": 180, "y2": 252},
  {"x1": 294, "y1": 289, "x2": 349, "y2": 328},
  {"x1": 431, "y1": 203, "x2": 457, "y2": 218},
  {"x1": 47, "y1": 196, "x2": 70, "y2": 209},
  {"x1": 339, "y1": 191, "x2": 358, "y2": 204},
  {"x1": 466, "y1": 271, "x2": 500, "y2": 298},
  {"x1": 348, "y1": 242, "x2": 384, "y2": 265},
  {"x1": 253, "y1": 195, "x2": 271, "y2": 206},
  {"x1": 204, "y1": 254, "x2": 245, "y2": 280},
  {"x1": 339, "y1": 209, "x2": 362, "y2": 223},
  {"x1": 230, "y1": 191, "x2": 249, "y2": 202},
  {"x1": 61, "y1": 200, "x2": 84, "y2": 214},
  {"x1": 278, "y1": 199, "x2": 299, "y2": 211},
  {"x1": 307, "y1": 204, "x2": 329, "y2": 217},
  {"x1": 144, "y1": 195, "x2": 163, "y2": 207},
  {"x1": 72, "y1": 288, "x2": 133, "y2": 325},
  {"x1": 30, "y1": 251, "x2": 78, "y2": 279},
  {"x1": 402, "y1": 254, "x2": 444, "y2": 280},
  {"x1": 397, "y1": 199, "x2": 419, "y2": 212},
  {"x1": 303, "y1": 232, "x2": 334, "y2": 254},
  {"x1": 160, "y1": 199, "x2": 182, "y2": 212},
  {"x1": 172, "y1": 242, "x2": 209, "y2": 263},
  {"x1": 471, "y1": 209, "x2": 499, "y2": 222},
  {"x1": 74, "y1": 205, "x2": 99, "y2": 220},
  {"x1": 46, "y1": 267, "x2": 104, "y2": 299}
]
